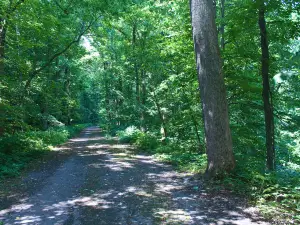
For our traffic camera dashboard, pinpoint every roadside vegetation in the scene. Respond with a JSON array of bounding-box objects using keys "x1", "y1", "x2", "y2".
[
  {"x1": 116, "y1": 126, "x2": 300, "y2": 224},
  {"x1": 0, "y1": 124, "x2": 90, "y2": 178},
  {"x1": 1, "y1": 0, "x2": 299, "y2": 223}
]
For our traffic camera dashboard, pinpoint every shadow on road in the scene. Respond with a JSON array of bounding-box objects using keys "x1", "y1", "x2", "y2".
[{"x1": 0, "y1": 127, "x2": 268, "y2": 225}]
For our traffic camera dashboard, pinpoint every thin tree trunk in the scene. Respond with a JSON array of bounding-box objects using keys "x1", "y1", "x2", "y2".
[
  {"x1": 258, "y1": 0, "x2": 275, "y2": 170},
  {"x1": 132, "y1": 23, "x2": 143, "y2": 130},
  {"x1": 191, "y1": 113, "x2": 203, "y2": 152},
  {"x1": 65, "y1": 66, "x2": 71, "y2": 125},
  {"x1": 190, "y1": 0, "x2": 235, "y2": 177},
  {"x1": 132, "y1": 24, "x2": 140, "y2": 108},
  {"x1": 141, "y1": 69, "x2": 146, "y2": 132},
  {"x1": 103, "y1": 62, "x2": 111, "y2": 131},
  {"x1": 117, "y1": 76, "x2": 123, "y2": 126},
  {"x1": 152, "y1": 91, "x2": 167, "y2": 140},
  {"x1": 0, "y1": 0, "x2": 26, "y2": 75},
  {"x1": 219, "y1": 0, "x2": 225, "y2": 51},
  {"x1": 0, "y1": 19, "x2": 7, "y2": 75},
  {"x1": 183, "y1": 90, "x2": 203, "y2": 152}
]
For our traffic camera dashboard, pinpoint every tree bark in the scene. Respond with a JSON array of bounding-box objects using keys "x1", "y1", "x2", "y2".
[
  {"x1": 258, "y1": 0, "x2": 275, "y2": 170},
  {"x1": 190, "y1": 0, "x2": 235, "y2": 177}
]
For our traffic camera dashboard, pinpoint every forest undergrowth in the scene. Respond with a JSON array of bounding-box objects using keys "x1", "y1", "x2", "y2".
[
  {"x1": 116, "y1": 126, "x2": 300, "y2": 224},
  {"x1": 0, "y1": 0, "x2": 299, "y2": 224},
  {"x1": 0, "y1": 124, "x2": 90, "y2": 178}
]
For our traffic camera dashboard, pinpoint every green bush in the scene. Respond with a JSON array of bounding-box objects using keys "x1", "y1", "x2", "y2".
[
  {"x1": 117, "y1": 126, "x2": 143, "y2": 144},
  {"x1": 154, "y1": 150, "x2": 207, "y2": 173},
  {"x1": 215, "y1": 157, "x2": 300, "y2": 223},
  {"x1": 117, "y1": 127, "x2": 207, "y2": 173},
  {"x1": 117, "y1": 126, "x2": 159, "y2": 151},
  {"x1": 0, "y1": 133, "x2": 47, "y2": 155},
  {"x1": 134, "y1": 132, "x2": 159, "y2": 152},
  {"x1": 0, "y1": 124, "x2": 90, "y2": 178}
]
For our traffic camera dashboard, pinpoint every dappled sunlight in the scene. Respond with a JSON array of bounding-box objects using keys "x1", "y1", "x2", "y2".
[
  {"x1": 69, "y1": 137, "x2": 90, "y2": 142},
  {"x1": 43, "y1": 194, "x2": 114, "y2": 211},
  {"x1": 89, "y1": 160, "x2": 133, "y2": 171},
  {"x1": 88, "y1": 154, "x2": 135, "y2": 171},
  {"x1": 77, "y1": 150, "x2": 109, "y2": 157},
  {"x1": 146, "y1": 171, "x2": 187, "y2": 183},
  {"x1": 1, "y1": 127, "x2": 269, "y2": 225},
  {"x1": 0, "y1": 203, "x2": 33, "y2": 218},
  {"x1": 51, "y1": 147, "x2": 71, "y2": 151},
  {"x1": 154, "y1": 183, "x2": 185, "y2": 194},
  {"x1": 86, "y1": 143, "x2": 133, "y2": 150},
  {"x1": 102, "y1": 160, "x2": 133, "y2": 171},
  {"x1": 87, "y1": 144, "x2": 110, "y2": 149},
  {"x1": 135, "y1": 190, "x2": 154, "y2": 198},
  {"x1": 154, "y1": 209, "x2": 193, "y2": 224},
  {"x1": 69, "y1": 137, "x2": 105, "y2": 142},
  {"x1": 110, "y1": 152, "x2": 134, "y2": 158},
  {"x1": 14, "y1": 216, "x2": 42, "y2": 224}
]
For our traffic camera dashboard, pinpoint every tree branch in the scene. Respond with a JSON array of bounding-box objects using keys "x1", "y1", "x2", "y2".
[{"x1": 24, "y1": 17, "x2": 98, "y2": 91}]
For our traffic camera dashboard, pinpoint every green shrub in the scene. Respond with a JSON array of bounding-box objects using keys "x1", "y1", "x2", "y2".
[
  {"x1": 117, "y1": 126, "x2": 143, "y2": 143},
  {"x1": 215, "y1": 158, "x2": 300, "y2": 223},
  {"x1": 154, "y1": 151, "x2": 207, "y2": 173},
  {"x1": 134, "y1": 132, "x2": 159, "y2": 152},
  {"x1": 0, "y1": 124, "x2": 90, "y2": 178},
  {"x1": 117, "y1": 127, "x2": 207, "y2": 173},
  {"x1": 117, "y1": 126, "x2": 159, "y2": 151}
]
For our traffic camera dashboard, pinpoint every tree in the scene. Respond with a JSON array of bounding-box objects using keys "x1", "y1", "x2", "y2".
[
  {"x1": 190, "y1": 0, "x2": 235, "y2": 177},
  {"x1": 0, "y1": 0, "x2": 25, "y2": 75},
  {"x1": 257, "y1": 0, "x2": 275, "y2": 170}
]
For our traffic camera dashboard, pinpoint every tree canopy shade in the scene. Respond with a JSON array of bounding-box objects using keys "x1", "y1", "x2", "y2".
[{"x1": 0, "y1": 0, "x2": 299, "y2": 222}]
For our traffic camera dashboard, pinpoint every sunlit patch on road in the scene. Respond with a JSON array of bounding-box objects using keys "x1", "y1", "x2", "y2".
[{"x1": 0, "y1": 127, "x2": 269, "y2": 225}]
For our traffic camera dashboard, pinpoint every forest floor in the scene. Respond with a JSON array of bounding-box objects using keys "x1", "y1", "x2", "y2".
[{"x1": 0, "y1": 127, "x2": 269, "y2": 225}]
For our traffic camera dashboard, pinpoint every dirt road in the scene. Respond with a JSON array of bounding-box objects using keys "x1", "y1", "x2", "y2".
[{"x1": 0, "y1": 127, "x2": 268, "y2": 225}]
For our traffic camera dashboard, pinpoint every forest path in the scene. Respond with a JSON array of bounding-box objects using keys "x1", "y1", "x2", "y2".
[{"x1": 0, "y1": 127, "x2": 268, "y2": 225}]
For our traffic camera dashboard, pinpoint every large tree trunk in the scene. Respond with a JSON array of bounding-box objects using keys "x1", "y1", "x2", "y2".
[
  {"x1": 258, "y1": 0, "x2": 275, "y2": 170},
  {"x1": 190, "y1": 0, "x2": 235, "y2": 177}
]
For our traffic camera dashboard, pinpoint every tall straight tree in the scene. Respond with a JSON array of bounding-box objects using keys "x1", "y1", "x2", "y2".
[
  {"x1": 258, "y1": 0, "x2": 275, "y2": 170},
  {"x1": 0, "y1": 0, "x2": 25, "y2": 75},
  {"x1": 190, "y1": 0, "x2": 235, "y2": 177}
]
